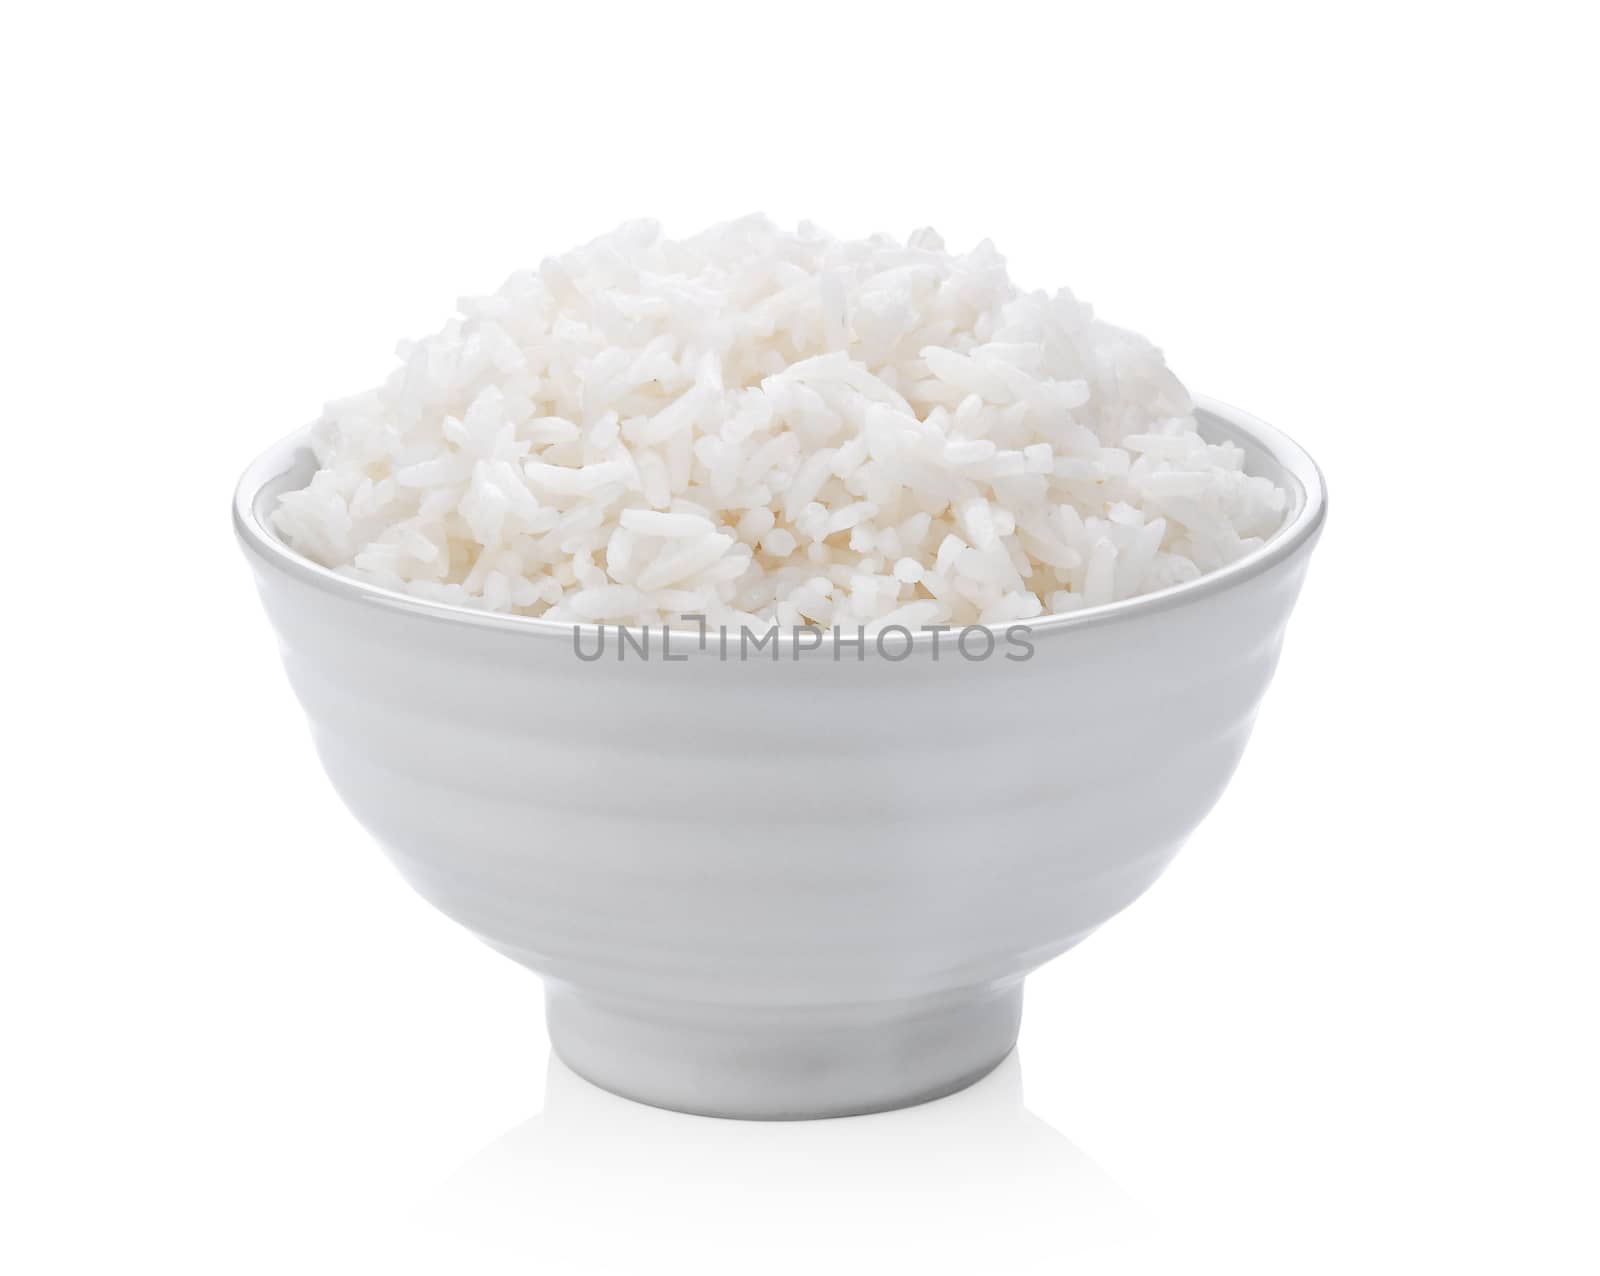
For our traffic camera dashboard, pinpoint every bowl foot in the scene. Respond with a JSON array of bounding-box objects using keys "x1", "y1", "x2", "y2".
[{"x1": 544, "y1": 982, "x2": 1023, "y2": 1121}]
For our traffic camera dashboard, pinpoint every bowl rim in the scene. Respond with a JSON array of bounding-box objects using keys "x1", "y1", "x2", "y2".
[{"x1": 234, "y1": 394, "x2": 1327, "y2": 645}]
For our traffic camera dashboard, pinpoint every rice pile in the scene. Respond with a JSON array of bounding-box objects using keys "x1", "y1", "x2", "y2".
[{"x1": 274, "y1": 217, "x2": 1286, "y2": 628}]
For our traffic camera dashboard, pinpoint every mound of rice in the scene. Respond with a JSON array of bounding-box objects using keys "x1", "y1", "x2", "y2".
[{"x1": 274, "y1": 216, "x2": 1286, "y2": 628}]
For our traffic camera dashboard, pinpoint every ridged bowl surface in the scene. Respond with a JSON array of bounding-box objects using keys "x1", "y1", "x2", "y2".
[{"x1": 235, "y1": 397, "x2": 1325, "y2": 1118}]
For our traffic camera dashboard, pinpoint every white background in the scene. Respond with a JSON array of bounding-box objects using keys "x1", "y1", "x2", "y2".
[{"x1": 4, "y1": 3, "x2": 1596, "y2": 1272}]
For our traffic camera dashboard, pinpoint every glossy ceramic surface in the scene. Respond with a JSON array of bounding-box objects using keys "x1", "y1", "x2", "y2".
[{"x1": 235, "y1": 397, "x2": 1325, "y2": 1119}]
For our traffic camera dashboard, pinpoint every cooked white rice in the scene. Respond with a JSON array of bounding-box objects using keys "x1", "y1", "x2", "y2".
[{"x1": 274, "y1": 216, "x2": 1286, "y2": 628}]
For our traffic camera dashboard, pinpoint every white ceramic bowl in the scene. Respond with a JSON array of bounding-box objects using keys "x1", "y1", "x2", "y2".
[{"x1": 235, "y1": 396, "x2": 1325, "y2": 1120}]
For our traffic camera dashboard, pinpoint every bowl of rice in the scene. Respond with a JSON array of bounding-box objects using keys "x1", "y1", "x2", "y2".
[{"x1": 235, "y1": 217, "x2": 1325, "y2": 1119}]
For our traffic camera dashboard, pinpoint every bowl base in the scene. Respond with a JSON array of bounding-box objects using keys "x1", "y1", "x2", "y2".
[{"x1": 544, "y1": 982, "x2": 1024, "y2": 1121}]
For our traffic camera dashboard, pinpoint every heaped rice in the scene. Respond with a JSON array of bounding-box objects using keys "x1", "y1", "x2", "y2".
[{"x1": 273, "y1": 217, "x2": 1286, "y2": 628}]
